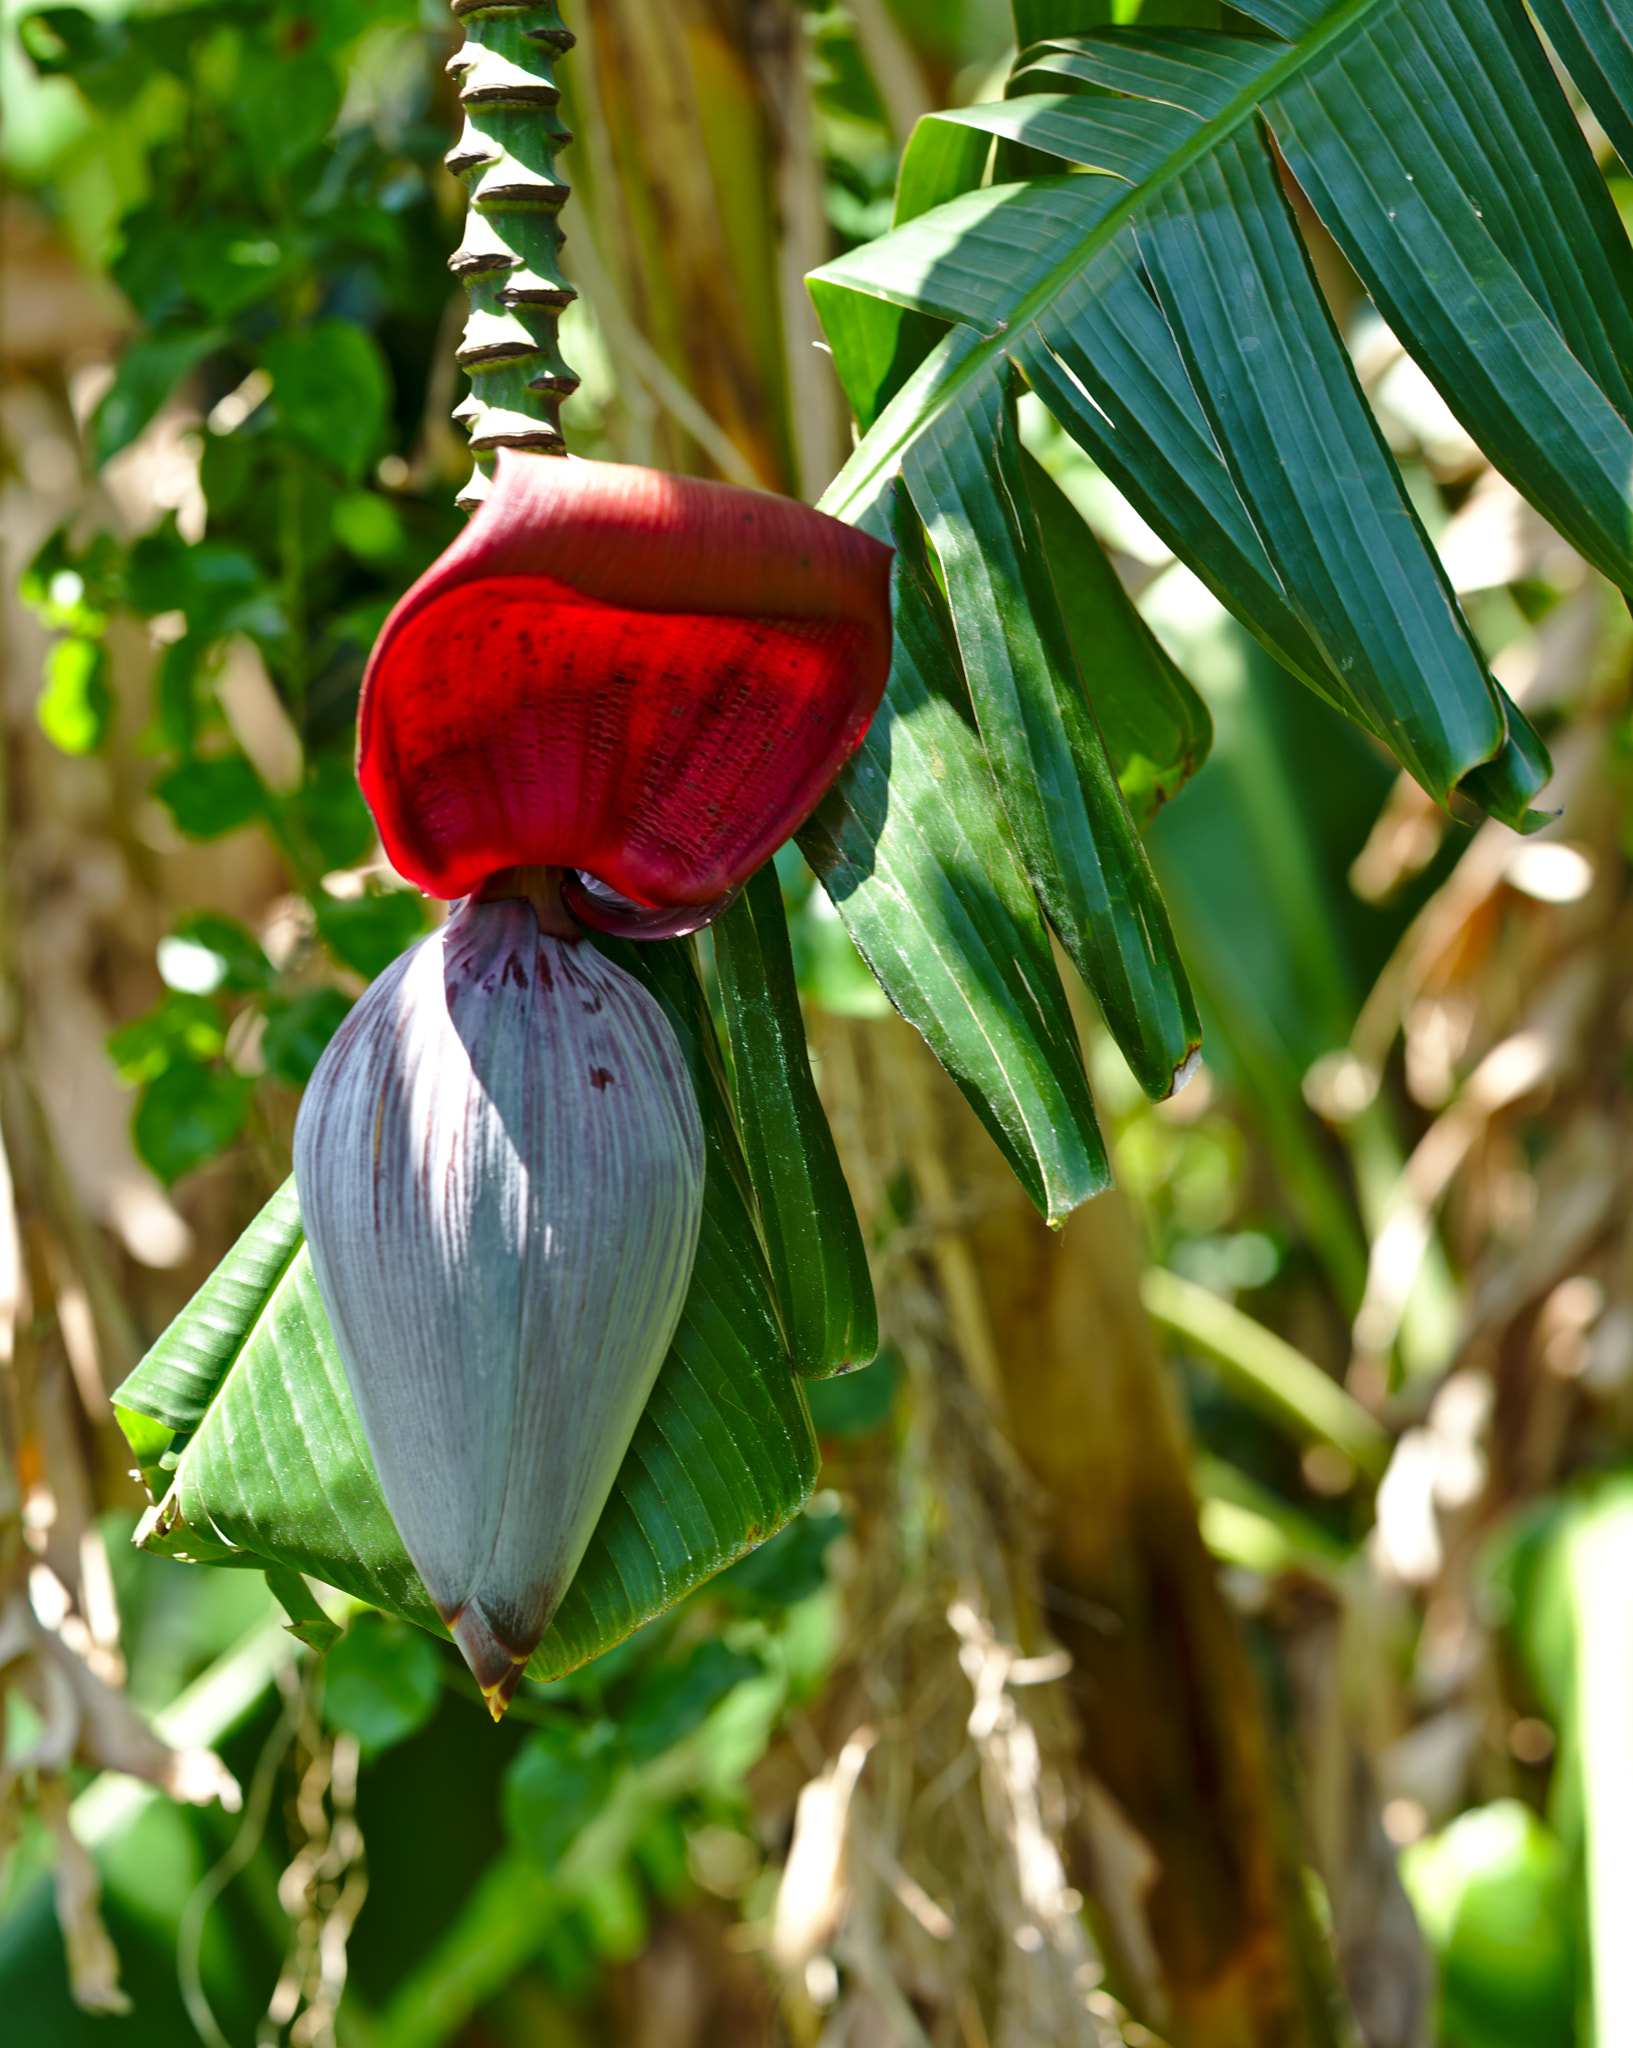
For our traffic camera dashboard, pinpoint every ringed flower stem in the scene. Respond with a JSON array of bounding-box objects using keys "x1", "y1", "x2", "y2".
[
  {"x1": 446, "y1": 0, "x2": 581, "y2": 505},
  {"x1": 472, "y1": 863, "x2": 580, "y2": 939}
]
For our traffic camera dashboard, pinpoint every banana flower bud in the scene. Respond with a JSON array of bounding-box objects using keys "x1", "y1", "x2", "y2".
[
  {"x1": 296, "y1": 453, "x2": 892, "y2": 1711},
  {"x1": 296, "y1": 894, "x2": 703, "y2": 1713}
]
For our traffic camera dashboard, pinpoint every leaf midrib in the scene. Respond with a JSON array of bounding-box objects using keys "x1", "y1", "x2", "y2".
[
  {"x1": 169, "y1": 1247, "x2": 314, "y2": 1505},
  {"x1": 120, "y1": 1226, "x2": 307, "y2": 1436},
  {"x1": 819, "y1": 0, "x2": 1393, "y2": 520}
]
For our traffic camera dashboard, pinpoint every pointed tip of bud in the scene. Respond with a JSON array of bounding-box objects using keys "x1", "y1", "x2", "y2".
[
  {"x1": 483, "y1": 1666, "x2": 527, "y2": 1722},
  {"x1": 446, "y1": 1598, "x2": 535, "y2": 1721}
]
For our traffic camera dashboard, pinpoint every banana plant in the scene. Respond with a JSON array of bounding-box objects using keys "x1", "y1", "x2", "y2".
[
  {"x1": 110, "y1": 3, "x2": 887, "y2": 1696},
  {"x1": 112, "y1": 0, "x2": 1633, "y2": 1687}
]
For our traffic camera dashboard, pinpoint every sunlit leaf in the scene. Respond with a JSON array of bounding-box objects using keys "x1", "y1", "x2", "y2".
[{"x1": 713, "y1": 865, "x2": 877, "y2": 1378}]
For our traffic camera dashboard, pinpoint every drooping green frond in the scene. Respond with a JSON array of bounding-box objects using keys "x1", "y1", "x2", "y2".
[
  {"x1": 713, "y1": 865, "x2": 879, "y2": 1378},
  {"x1": 799, "y1": 474, "x2": 1114, "y2": 1221},
  {"x1": 799, "y1": 0, "x2": 1624, "y2": 1211}
]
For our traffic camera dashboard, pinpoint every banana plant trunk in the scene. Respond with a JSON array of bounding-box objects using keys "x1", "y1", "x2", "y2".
[{"x1": 814, "y1": 1010, "x2": 1346, "y2": 2048}]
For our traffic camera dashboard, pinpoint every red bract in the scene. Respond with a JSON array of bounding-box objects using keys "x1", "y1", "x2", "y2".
[{"x1": 358, "y1": 452, "x2": 894, "y2": 909}]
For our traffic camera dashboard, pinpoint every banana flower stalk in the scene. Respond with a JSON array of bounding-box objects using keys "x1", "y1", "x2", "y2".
[{"x1": 294, "y1": 453, "x2": 893, "y2": 1713}]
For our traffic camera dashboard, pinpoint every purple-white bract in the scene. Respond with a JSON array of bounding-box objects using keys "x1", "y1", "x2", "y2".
[{"x1": 293, "y1": 895, "x2": 703, "y2": 1714}]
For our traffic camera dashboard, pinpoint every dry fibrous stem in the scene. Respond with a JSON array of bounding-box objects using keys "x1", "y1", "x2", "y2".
[
  {"x1": 446, "y1": 0, "x2": 580, "y2": 501},
  {"x1": 263, "y1": 1668, "x2": 368, "y2": 2048},
  {"x1": 792, "y1": 1011, "x2": 1357, "y2": 2046}
]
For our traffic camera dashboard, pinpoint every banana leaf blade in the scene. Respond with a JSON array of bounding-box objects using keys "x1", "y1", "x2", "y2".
[
  {"x1": 1136, "y1": 128, "x2": 1510, "y2": 806},
  {"x1": 1529, "y1": 0, "x2": 1633, "y2": 176},
  {"x1": 812, "y1": 1, "x2": 1578, "y2": 831},
  {"x1": 800, "y1": 469, "x2": 1110, "y2": 1221},
  {"x1": 902, "y1": 380, "x2": 1200, "y2": 1098},
  {"x1": 1021, "y1": 448, "x2": 1213, "y2": 826},
  {"x1": 712, "y1": 864, "x2": 878, "y2": 1379}
]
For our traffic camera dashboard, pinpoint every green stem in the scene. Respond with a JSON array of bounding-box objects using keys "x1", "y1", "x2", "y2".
[
  {"x1": 446, "y1": 0, "x2": 580, "y2": 505},
  {"x1": 1141, "y1": 1265, "x2": 1392, "y2": 1479}
]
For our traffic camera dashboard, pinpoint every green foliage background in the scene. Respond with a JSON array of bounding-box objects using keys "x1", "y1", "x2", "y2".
[{"x1": 7, "y1": 0, "x2": 1633, "y2": 2042}]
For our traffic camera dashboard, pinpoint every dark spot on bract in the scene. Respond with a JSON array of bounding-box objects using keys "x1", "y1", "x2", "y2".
[
  {"x1": 590, "y1": 1067, "x2": 614, "y2": 1090},
  {"x1": 503, "y1": 950, "x2": 529, "y2": 990}
]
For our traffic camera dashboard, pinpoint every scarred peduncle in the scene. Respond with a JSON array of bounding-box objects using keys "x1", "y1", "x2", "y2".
[
  {"x1": 446, "y1": 0, "x2": 579, "y2": 507},
  {"x1": 472, "y1": 864, "x2": 579, "y2": 939}
]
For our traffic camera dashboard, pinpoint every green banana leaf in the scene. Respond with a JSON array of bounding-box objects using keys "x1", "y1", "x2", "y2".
[
  {"x1": 712, "y1": 864, "x2": 878, "y2": 1379},
  {"x1": 798, "y1": 473, "x2": 1111, "y2": 1222},
  {"x1": 900, "y1": 372, "x2": 1201, "y2": 1100},
  {"x1": 112, "y1": 935, "x2": 818, "y2": 1683},
  {"x1": 1529, "y1": 0, "x2": 1633, "y2": 181},
  {"x1": 806, "y1": 0, "x2": 1619, "y2": 1129},
  {"x1": 1022, "y1": 447, "x2": 1213, "y2": 828}
]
